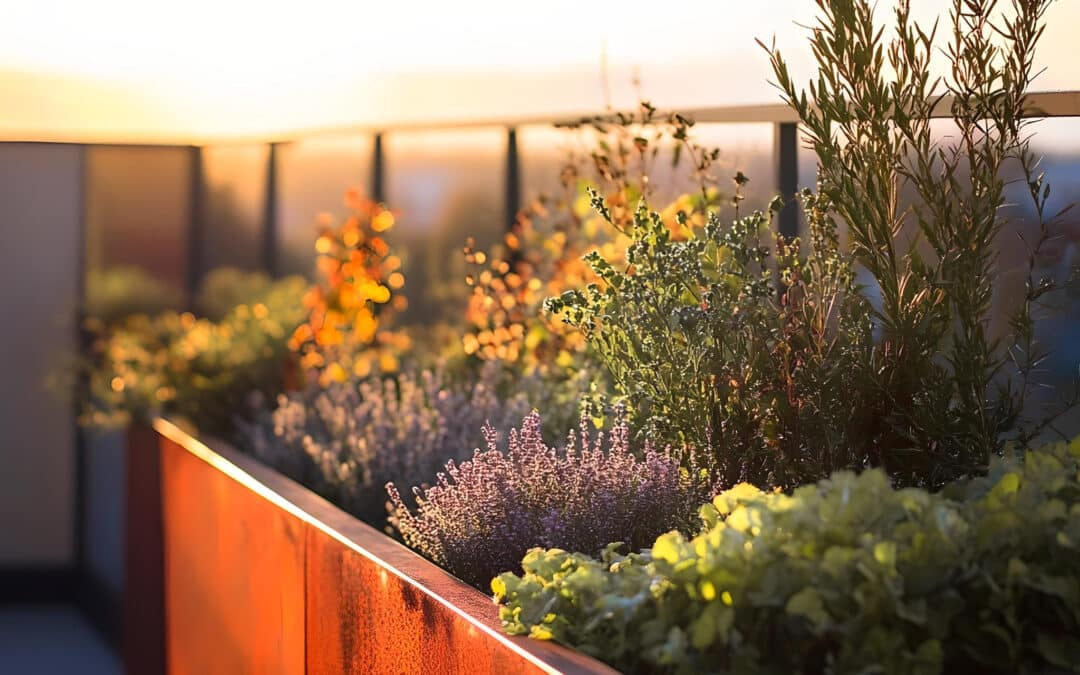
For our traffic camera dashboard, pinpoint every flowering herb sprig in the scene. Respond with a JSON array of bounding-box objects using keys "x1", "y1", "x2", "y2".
[{"x1": 387, "y1": 406, "x2": 717, "y2": 588}]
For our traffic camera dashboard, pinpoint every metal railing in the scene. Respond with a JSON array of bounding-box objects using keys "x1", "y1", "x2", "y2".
[
  {"x1": 6, "y1": 90, "x2": 1080, "y2": 288},
  {"x1": 196, "y1": 90, "x2": 1080, "y2": 143},
  {"x1": 260, "y1": 90, "x2": 1080, "y2": 257}
]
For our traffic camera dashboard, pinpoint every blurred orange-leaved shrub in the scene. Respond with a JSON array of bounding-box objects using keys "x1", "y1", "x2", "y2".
[
  {"x1": 462, "y1": 103, "x2": 723, "y2": 374},
  {"x1": 289, "y1": 188, "x2": 412, "y2": 386}
]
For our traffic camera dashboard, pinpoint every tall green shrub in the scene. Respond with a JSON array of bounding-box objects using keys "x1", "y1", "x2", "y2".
[
  {"x1": 547, "y1": 193, "x2": 871, "y2": 488},
  {"x1": 765, "y1": 0, "x2": 1063, "y2": 485},
  {"x1": 548, "y1": 0, "x2": 1071, "y2": 488}
]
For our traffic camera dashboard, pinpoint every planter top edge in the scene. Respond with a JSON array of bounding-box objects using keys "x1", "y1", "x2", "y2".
[{"x1": 151, "y1": 416, "x2": 619, "y2": 675}]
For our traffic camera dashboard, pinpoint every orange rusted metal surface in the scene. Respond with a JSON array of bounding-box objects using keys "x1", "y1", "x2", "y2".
[
  {"x1": 159, "y1": 424, "x2": 306, "y2": 675},
  {"x1": 303, "y1": 503, "x2": 600, "y2": 675},
  {"x1": 153, "y1": 418, "x2": 618, "y2": 675}
]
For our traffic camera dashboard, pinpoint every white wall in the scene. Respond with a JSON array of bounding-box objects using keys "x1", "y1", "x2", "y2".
[{"x1": 0, "y1": 143, "x2": 81, "y2": 565}]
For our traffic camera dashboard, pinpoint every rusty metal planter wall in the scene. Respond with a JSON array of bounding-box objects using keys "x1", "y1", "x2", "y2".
[{"x1": 149, "y1": 418, "x2": 617, "y2": 675}]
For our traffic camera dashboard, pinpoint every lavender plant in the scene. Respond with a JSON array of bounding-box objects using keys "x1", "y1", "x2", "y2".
[
  {"x1": 387, "y1": 407, "x2": 717, "y2": 589},
  {"x1": 246, "y1": 362, "x2": 536, "y2": 525}
]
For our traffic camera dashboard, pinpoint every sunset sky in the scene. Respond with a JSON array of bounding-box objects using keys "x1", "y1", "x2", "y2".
[{"x1": 2, "y1": 0, "x2": 1078, "y2": 142}]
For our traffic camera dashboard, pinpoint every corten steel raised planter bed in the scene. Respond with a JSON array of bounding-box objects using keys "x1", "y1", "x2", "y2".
[
  {"x1": 124, "y1": 424, "x2": 166, "y2": 675},
  {"x1": 150, "y1": 418, "x2": 618, "y2": 675}
]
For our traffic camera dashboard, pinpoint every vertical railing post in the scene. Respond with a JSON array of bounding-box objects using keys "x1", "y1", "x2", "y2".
[
  {"x1": 263, "y1": 143, "x2": 280, "y2": 277},
  {"x1": 775, "y1": 122, "x2": 799, "y2": 239},
  {"x1": 371, "y1": 133, "x2": 385, "y2": 203},
  {"x1": 73, "y1": 143, "x2": 88, "y2": 601},
  {"x1": 186, "y1": 145, "x2": 204, "y2": 303},
  {"x1": 505, "y1": 127, "x2": 520, "y2": 229}
]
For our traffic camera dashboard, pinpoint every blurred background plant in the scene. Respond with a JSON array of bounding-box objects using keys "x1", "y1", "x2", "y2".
[
  {"x1": 84, "y1": 266, "x2": 183, "y2": 325},
  {"x1": 195, "y1": 267, "x2": 278, "y2": 321},
  {"x1": 288, "y1": 188, "x2": 411, "y2": 387},
  {"x1": 461, "y1": 102, "x2": 725, "y2": 378},
  {"x1": 81, "y1": 271, "x2": 307, "y2": 434}
]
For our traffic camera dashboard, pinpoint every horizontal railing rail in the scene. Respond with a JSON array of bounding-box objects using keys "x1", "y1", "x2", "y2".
[
  {"x1": 4, "y1": 90, "x2": 1080, "y2": 147},
  {"x1": 247, "y1": 89, "x2": 1080, "y2": 145}
]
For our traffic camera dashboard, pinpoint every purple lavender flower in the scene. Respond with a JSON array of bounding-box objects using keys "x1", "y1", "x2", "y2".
[
  {"x1": 387, "y1": 406, "x2": 718, "y2": 588},
  {"x1": 247, "y1": 362, "x2": 533, "y2": 525}
]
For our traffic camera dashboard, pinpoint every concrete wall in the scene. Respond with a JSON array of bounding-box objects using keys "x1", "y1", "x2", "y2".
[{"x1": 0, "y1": 143, "x2": 82, "y2": 566}]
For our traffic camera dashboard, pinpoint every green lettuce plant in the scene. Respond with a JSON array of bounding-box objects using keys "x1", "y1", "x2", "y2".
[{"x1": 495, "y1": 437, "x2": 1080, "y2": 674}]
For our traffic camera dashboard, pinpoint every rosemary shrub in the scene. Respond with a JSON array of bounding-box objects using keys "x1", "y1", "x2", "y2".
[{"x1": 548, "y1": 0, "x2": 1073, "y2": 488}]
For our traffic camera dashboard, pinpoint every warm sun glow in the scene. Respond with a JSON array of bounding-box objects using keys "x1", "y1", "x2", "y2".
[{"x1": 1, "y1": 0, "x2": 1079, "y2": 142}]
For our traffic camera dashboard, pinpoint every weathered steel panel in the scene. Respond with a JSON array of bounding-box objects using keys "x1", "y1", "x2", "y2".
[
  {"x1": 159, "y1": 430, "x2": 305, "y2": 675},
  {"x1": 305, "y1": 524, "x2": 553, "y2": 675}
]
